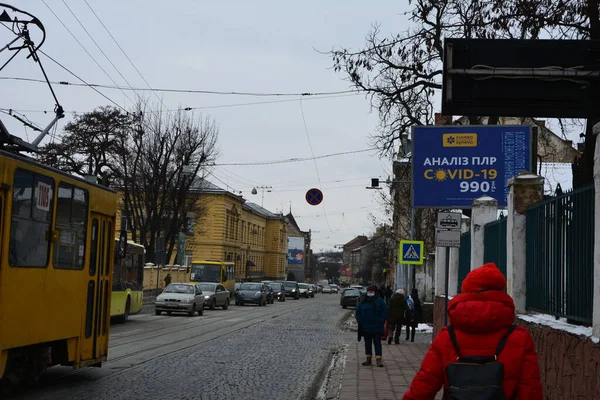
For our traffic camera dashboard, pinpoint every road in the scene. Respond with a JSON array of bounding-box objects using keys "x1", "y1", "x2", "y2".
[{"x1": 6, "y1": 293, "x2": 352, "y2": 400}]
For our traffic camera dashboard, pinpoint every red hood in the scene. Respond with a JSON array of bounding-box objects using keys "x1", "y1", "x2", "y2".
[{"x1": 448, "y1": 290, "x2": 515, "y2": 334}]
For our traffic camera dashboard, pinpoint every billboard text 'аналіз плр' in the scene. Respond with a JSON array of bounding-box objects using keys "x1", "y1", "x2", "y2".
[{"x1": 411, "y1": 125, "x2": 532, "y2": 208}]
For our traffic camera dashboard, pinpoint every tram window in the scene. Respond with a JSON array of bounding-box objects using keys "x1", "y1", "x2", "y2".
[
  {"x1": 53, "y1": 184, "x2": 89, "y2": 270},
  {"x1": 89, "y1": 219, "x2": 99, "y2": 276},
  {"x1": 9, "y1": 169, "x2": 54, "y2": 267}
]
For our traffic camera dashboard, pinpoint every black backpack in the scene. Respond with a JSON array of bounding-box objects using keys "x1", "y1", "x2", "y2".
[{"x1": 444, "y1": 325, "x2": 516, "y2": 400}]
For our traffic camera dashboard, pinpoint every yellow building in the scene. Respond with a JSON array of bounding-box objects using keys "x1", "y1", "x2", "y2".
[{"x1": 117, "y1": 179, "x2": 288, "y2": 281}]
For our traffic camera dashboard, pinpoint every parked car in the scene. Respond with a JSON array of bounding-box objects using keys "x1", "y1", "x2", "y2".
[
  {"x1": 268, "y1": 282, "x2": 286, "y2": 302},
  {"x1": 195, "y1": 282, "x2": 230, "y2": 310},
  {"x1": 155, "y1": 283, "x2": 205, "y2": 316},
  {"x1": 316, "y1": 284, "x2": 323, "y2": 293},
  {"x1": 281, "y1": 281, "x2": 300, "y2": 299},
  {"x1": 298, "y1": 283, "x2": 311, "y2": 298},
  {"x1": 340, "y1": 288, "x2": 361, "y2": 309},
  {"x1": 322, "y1": 285, "x2": 333, "y2": 294},
  {"x1": 308, "y1": 284, "x2": 316, "y2": 297},
  {"x1": 235, "y1": 282, "x2": 268, "y2": 306},
  {"x1": 264, "y1": 284, "x2": 276, "y2": 304},
  {"x1": 330, "y1": 284, "x2": 340, "y2": 294}
]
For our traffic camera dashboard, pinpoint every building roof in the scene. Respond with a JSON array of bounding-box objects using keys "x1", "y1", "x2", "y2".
[
  {"x1": 189, "y1": 178, "x2": 283, "y2": 220},
  {"x1": 285, "y1": 212, "x2": 309, "y2": 235},
  {"x1": 243, "y1": 202, "x2": 283, "y2": 220}
]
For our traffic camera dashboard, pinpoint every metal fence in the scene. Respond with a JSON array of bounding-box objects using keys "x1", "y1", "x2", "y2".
[
  {"x1": 484, "y1": 215, "x2": 508, "y2": 280},
  {"x1": 526, "y1": 185, "x2": 595, "y2": 324}
]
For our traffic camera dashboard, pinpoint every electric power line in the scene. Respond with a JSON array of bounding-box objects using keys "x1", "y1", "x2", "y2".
[
  {"x1": 0, "y1": 76, "x2": 356, "y2": 97},
  {"x1": 60, "y1": 0, "x2": 142, "y2": 102},
  {"x1": 41, "y1": 0, "x2": 135, "y2": 106},
  {"x1": 211, "y1": 148, "x2": 374, "y2": 166}
]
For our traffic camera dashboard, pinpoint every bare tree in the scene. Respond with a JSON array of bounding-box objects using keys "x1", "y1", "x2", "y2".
[
  {"x1": 37, "y1": 106, "x2": 130, "y2": 178},
  {"x1": 115, "y1": 102, "x2": 219, "y2": 263},
  {"x1": 330, "y1": 0, "x2": 599, "y2": 187}
]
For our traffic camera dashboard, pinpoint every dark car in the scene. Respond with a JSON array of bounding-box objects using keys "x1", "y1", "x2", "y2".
[
  {"x1": 340, "y1": 288, "x2": 361, "y2": 308},
  {"x1": 235, "y1": 282, "x2": 268, "y2": 306},
  {"x1": 268, "y1": 282, "x2": 286, "y2": 302},
  {"x1": 281, "y1": 281, "x2": 300, "y2": 300},
  {"x1": 264, "y1": 284, "x2": 276, "y2": 304}
]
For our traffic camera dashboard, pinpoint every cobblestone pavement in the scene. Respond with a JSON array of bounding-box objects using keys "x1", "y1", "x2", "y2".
[
  {"x1": 7, "y1": 293, "x2": 353, "y2": 400},
  {"x1": 318, "y1": 310, "x2": 442, "y2": 400}
]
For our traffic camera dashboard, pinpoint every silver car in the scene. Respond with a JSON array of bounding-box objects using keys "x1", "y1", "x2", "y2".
[
  {"x1": 298, "y1": 283, "x2": 310, "y2": 298},
  {"x1": 155, "y1": 283, "x2": 205, "y2": 316},
  {"x1": 196, "y1": 282, "x2": 230, "y2": 310}
]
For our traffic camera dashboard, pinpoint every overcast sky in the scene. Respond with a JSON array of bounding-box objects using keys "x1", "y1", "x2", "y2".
[{"x1": 1, "y1": 1, "x2": 415, "y2": 251}]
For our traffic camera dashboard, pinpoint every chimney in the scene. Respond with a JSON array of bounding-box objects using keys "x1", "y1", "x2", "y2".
[{"x1": 434, "y1": 113, "x2": 452, "y2": 126}]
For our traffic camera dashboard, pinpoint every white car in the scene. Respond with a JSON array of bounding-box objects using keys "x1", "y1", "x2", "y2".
[
  {"x1": 155, "y1": 283, "x2": 205, "y2": 316},
  {"x1": 322, "y1": 285, "x2": 333, "y2": 293},
  {"x1": 330, "y1": 284, "x2": 339, "y2": 294}
]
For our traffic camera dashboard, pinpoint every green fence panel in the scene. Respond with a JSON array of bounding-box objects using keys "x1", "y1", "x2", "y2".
[
  {"x1": 526, "y1": 185, "x2": 594, "y2": 324},
  {"x1": 484, "y1": 217, "x2": 507, "y2": 279}
]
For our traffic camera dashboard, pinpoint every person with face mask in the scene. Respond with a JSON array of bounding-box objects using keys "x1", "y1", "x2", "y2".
[{"x1": 355, "y1": 285, "x2": 388, "y2": 367}]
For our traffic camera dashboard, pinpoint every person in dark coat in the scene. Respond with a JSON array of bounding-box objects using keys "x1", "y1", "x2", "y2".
[
  {"x1": 387, "y1": 289, "x2": 408, "y2": 344},
  {"x1": 355, "y1": 285, "x2": 388, "y2": 367},
  {"x1": 404, "y1": 288, "x2": 423, "y2": 342},
  {"x1": 384, "y1": 285, "x2": 393, "y2": 305}
]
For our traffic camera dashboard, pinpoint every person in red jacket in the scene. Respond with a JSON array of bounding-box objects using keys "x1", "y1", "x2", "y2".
[{"x1": 402, "y1": 262, "x2": 543, "y2": 399}]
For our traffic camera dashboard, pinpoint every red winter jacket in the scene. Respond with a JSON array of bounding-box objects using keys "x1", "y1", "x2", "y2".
[{"x1": 403, "y1": 263, "x2": 543, "y2": 400}]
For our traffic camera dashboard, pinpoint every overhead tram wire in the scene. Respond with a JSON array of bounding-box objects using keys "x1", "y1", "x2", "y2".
[
  {"x1": 83, "y1": 0, "x2": 172, "y2": 110},
  {"x1": 211, "y1": 148, "x2": 374, "y2": 166},
  {"x1": 37, "y1": 49, "x2": 129, "y2": 114},
  {"x1": 0, "y1": 76, "x2": 357, "y2": 97},
  {"x1": 299, "y1": 96, "x2": 338, "y2": 234},
  {"x1": 41, "y1": 0, "x2": 135, "y2": 106},
  {"x1": 0, "y1": 92, "x2": 359, "y2": 115},
  {"x1": 60, "y1": 0, "x2": 142, "y2": 102}
]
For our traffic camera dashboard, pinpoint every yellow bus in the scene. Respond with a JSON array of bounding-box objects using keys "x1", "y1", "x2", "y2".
[
  {"x1": 189, "y1": 260, "x2": 235, "y2": 297},
  {"x1": 111, "y1": 239, "x2": 144, "y2": 322},
  {"x1": 0, "y1": 149, "x2": 117, "y2": 382}
]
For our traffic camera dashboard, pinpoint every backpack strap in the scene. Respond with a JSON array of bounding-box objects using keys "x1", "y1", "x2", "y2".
[
  {"x1": 494, "y1": 325, "x2": 516, "y2": 357},
  {"x1": 446, "y1": 326, "x2": 461, "y2": 359}
]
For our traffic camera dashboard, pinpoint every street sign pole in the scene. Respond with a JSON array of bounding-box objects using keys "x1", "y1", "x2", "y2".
[{"x1": 435, "y1": 211, "x2": 462, "y2": 326}]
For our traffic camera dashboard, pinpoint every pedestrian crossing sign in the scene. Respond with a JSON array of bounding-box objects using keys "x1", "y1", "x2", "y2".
[{"x1": 399, "y1": 240, "x2": 424, "y2": 265}]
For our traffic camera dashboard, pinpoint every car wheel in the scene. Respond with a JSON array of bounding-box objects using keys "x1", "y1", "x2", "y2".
[
  {"x1": 188, "y1": 304, "x2": 196, "y2": 317},
  {"x1": 342, "y1": 305, "x2": 347, "y2": 309},
  {"x1": 155, "y1": 310, "x2": 161, "y2": 315},
  {"x1": 210, "y1": 298, "x2": 217, "y2": 310},
  {"x1": 167, "y1": 311, "x2": 172, "y2": 316},
  {"x1": 120, "y1": 297, "x2": 131, "y2": 323},
  {"x1": 223, "y1": 298, "x2": 229, "y2": 310}
]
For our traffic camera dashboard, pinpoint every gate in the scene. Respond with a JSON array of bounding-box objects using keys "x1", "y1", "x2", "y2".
[
  {"x1": 457, "y1": 232, "x2": 471, "y2": 293},
  {"x1": 483, "y1": 215, "x2": 508, "y2": 279}
]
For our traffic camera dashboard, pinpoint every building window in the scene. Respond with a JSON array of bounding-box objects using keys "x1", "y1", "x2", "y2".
[
  {"x1": 9, "y1": 169, "x2": 54, "y2": 267},
  {"x1": 53, "y1": 183, "x2": 89, "y2": 270}
]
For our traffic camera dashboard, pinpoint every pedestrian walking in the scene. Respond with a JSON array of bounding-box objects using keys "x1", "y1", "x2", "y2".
[
  {"x1": 404, "y1": 288, "x2": 423, "y2": 342},
  {"x1": 387, "y1": 289, "x2": 408, "y2": 345},
  {"x1": 355, "y1": 285, "x2": 388, "y2": 367},
  {"x1": 164, "y1": 273, "x2": 172, "y2": 287},
  {"x1": 402, "y1": 263, "x2": 543, "y2": 399}
]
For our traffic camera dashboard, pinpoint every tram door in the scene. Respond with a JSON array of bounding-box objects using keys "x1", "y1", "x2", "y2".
[
  {"x1": 80, "y1": 214, "x2": 113, "y2": 362},
  {"x1": 0, "y1": 190, "x2": 4, "y2": 268}
]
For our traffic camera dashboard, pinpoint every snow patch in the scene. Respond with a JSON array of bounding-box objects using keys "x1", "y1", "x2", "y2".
[
  {"x1": 416, "y1": 323, "x2": 433, "y2": 333},
  {"x1": 518, "y1": 313, "x2": 593, "y2": 338}
]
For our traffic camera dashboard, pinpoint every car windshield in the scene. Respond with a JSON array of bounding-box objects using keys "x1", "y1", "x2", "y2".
[
  {"x1": 190, "y1": 263, "x2": 221, "y2": 283},
  {"x1": 269, "y1": 283, "x2": 282, "y2": 290},
  {"x1": 344, "y1": 289, "x2": 360, "y2": 296},
  {"x1": 282, "y1": 281, "x2": 297, "y2": 288},
  {"x1": 323, "y1": 285, "x2": 331, "y2": 289},
  {"x1": 240, "y1": 283, "x2": 261, "y2": 291},
  {"x1": 298, "y1": 283, "x2": 308, "y2": 289},
  {"x1": 164, "y1": 284, "x2": 194, "y2": 294},
  {"x1": 197, "y1": 283, "x2": 216, "y2": 292}
]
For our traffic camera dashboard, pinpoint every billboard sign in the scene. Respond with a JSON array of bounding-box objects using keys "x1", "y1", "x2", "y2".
[
  {"x1": 412, "y1": 125, "x2": 532, "y2": 208},
  {"x1": 287, "y1": 236, "x2": 305, "y2": 265}
]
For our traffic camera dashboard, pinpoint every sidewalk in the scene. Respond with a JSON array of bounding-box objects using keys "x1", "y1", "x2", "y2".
[{"x1": 332, "y1": 335, "x2": 443, "y2": 400}]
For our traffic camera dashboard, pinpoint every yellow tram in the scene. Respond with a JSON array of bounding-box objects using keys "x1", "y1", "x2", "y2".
[{"x1": 0, "y1": 149, "x2": 117, "y2": 381}]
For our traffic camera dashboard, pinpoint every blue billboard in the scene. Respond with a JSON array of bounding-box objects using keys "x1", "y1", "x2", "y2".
[{"x1": 412, "y1": 125, "x2": 532, "y2": 208}]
